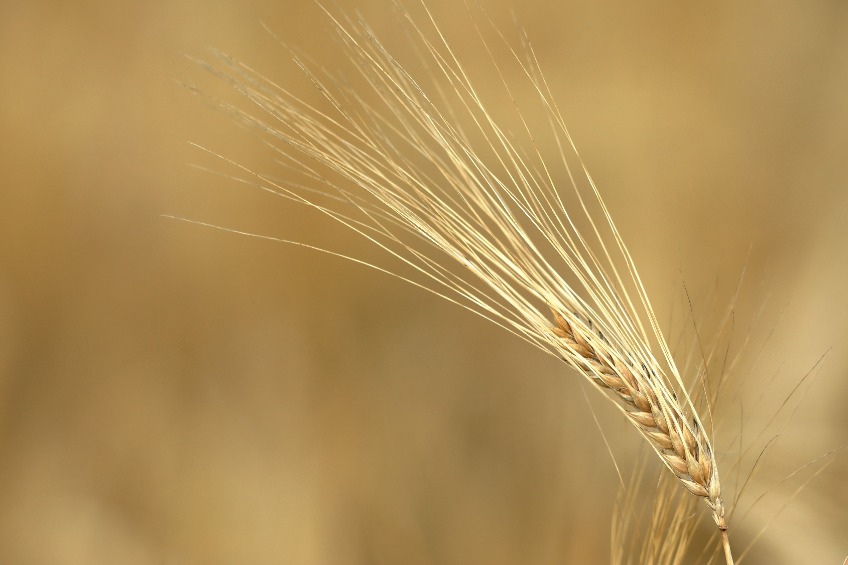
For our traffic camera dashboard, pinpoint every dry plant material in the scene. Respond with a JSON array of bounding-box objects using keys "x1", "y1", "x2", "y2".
[
  {"x1": 612, "y1": 463, "x2": 700, "y2": 565},
  {"x1": 193, "y1": 2, "x2": 735, "y2": 562}
]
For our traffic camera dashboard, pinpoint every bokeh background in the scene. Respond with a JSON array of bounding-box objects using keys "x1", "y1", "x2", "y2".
[{"x1": 1, "y1": 1, "x2": 847, "y2": 563}]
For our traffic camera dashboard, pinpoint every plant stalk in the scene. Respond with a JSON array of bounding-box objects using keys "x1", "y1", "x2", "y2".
[{"x1": 722, "y1": 530, "x2": 734, "y2": 565}]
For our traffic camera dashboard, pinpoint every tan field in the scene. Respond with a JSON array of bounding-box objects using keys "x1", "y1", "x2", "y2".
[{"x1": 1, "y1": 1, "x2": 846, "y2": 563}]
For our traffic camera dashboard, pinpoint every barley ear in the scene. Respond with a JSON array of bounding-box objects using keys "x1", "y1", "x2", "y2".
[
  {"x1": 550, "y1": 306, "x2": 726, "y2": 528},
  {"x1": 194, "y1": 3, "x2": 735, "y2": 561}
]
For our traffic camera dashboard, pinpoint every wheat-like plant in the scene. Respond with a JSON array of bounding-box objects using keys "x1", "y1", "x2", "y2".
[{"x1": 193, "y1": 2, "x2": 735, "y2": 562}]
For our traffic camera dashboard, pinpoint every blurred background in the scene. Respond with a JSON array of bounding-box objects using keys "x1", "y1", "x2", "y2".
[{"x1": 1, "y1": 0, "x2": 846, "y2": 563}]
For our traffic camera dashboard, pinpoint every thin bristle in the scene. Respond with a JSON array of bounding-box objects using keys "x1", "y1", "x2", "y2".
[{"x1": 612, "y1": 462, "x2": 700, "y2": 565}]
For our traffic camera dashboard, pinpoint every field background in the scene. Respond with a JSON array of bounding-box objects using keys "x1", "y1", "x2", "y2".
[{"x1": 1, "y1": 1, "x2": 847, "y2": 563}]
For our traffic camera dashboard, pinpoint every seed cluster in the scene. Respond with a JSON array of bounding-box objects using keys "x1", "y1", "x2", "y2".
[{"x1": 551, "y1": 309, "x2": 726, "y2": 529}]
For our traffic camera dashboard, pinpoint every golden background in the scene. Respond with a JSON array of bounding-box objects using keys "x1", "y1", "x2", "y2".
[{"x1": 1, "y1": 0, "x2": 846, "y2": 563}]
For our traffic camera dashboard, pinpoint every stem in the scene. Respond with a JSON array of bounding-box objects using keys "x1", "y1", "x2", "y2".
[{"x1": 721, "y1": 530, "x2": 734, "y2": 565}]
